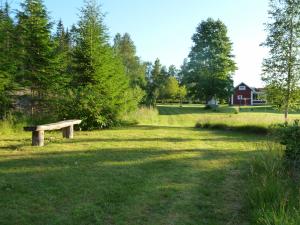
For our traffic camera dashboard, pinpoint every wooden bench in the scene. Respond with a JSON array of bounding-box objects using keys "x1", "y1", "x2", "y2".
[{"x1": 24, "y1": 120, "x2": 82, "y2": 146}]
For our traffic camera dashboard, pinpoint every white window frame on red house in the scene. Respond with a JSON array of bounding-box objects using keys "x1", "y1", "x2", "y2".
[
  {"x1": 237, "y1": 95, "x2": 243, "y2": 100},
  {"x1": 239, "y1": 86, "x2": 246, "y2": 91}
]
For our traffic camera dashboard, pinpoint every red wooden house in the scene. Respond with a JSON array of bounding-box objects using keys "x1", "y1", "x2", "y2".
[{"x1": 230, "y1": 82, "x2": 266, "y2": 106}]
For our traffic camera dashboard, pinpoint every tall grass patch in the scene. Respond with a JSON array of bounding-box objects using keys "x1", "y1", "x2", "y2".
[
  {"x1": 0, "y1": 114, "x2": 27, "y2": 135},
  {"x1": 245, "y1": 144, "x2": 300, "y2": 225},
  {"x1": 122, "y1": 106, "x2": 159, "y2": 125}
]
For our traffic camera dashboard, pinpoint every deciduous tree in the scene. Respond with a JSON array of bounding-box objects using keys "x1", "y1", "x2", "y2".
[
  {"x1": 113, "y1": 33, "x2": 146, "y2": 89},
  {"x1": 262, "y1": 0, "x2": 300, "y2": 120},
  {"x1": 184, "y1": 18, "x2": 236, "y2": 104}
]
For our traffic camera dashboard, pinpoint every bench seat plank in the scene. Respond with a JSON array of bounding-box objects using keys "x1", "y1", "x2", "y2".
[{"x1": 24, "y1": 120, "x2": 82, "y2": 132}]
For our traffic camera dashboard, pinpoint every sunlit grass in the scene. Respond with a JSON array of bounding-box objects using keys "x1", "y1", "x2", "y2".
[
  {"x1": 0, "y1": 108, "x2": 265, "y2": 225},
  {"x1": 133, "y1": 105, "x2": 300, "y2": 128},
  {"x1": 1, "y1": 104, "x2": 299, "y2": 224}
]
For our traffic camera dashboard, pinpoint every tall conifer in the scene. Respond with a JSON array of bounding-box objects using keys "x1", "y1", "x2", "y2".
[
  {"x1": 68, "y1": 0, "x2": 135, "y2": 129},
  {"x1": 16, "y1": 0, "x2": 55, "y2": 116},
  {"x1": 0, "y1": 2, "x2": 16, "y2": 117}
]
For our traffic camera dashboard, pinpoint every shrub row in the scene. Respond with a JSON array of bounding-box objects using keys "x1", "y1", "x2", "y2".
[{"x1": 195, "y1": 122, "x2": 269, "y2": 134}]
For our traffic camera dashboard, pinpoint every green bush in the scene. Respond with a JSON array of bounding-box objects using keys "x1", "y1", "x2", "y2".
[{"x1": 272, "y1": 120, "x2": 300, "y2": 162}]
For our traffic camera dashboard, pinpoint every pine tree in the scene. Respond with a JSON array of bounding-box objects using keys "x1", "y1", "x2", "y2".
[
  {"x1": 0, "y1": 2, "x2": 16, "y2": 118},
  {"x1": 16, "y1": 0, "x2": 56, "y2": 116},
  {"x1": 262, "y1": 0, "x2": 300, "y2": 120},
  {"x1": 67, "y1": 0, "x2": 134, "y2": 129}
]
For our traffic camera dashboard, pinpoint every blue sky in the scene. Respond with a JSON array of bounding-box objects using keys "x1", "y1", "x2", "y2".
[{"x1": 9, "y1": 0, "x2": 270, "y2": 87}]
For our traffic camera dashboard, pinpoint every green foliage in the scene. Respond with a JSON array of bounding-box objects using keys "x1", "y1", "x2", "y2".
[
  {"x1": 178, "y1": 85, "x2": 187, "y2": 106},
  {"x1": 160, "y1": 76, "x2": 179, "y2": 100},
  {"x1": 66, "y1": 0, "x2": 136, "y2": 129},
  {"x1": 272, "y1": 120, "x2": 300, "y2": 162},
  {"x1": 246, "y1": 145, "x2": 300, "y2": 224},
  {"x1": 168, "y1": 65, "x2": 178, "y2": 78},
  {"x1": 262, "y1": 0, "x2": 300, "y2": 120},
  {"x1": 145, "y1": 60, "x2": 185, "y2": 105},
  {"x1": 145, "y1": 59, "x2": 162, "y2": 105},
  {"x1": 15, "y1": 0, "x2": 60, "y2": 118},
  {"x1": 52, "y1": 19, "x2": 72, "y2": 88},
  {"x1": 0, "y1": 3, "x2": 16, "y2": 118},
  {"x1": 183, "y1": 18, "x2": 237, "y2": 103},
  {"x1": 113, "y1": 33, "x2": 146, "y2": 89}
]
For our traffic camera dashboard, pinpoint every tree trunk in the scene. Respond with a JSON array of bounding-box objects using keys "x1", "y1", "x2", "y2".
[
  {"x1": 284, "y1": 105, "x2": 289, "y2": 122},
  {"x1": 285, "y1": 18, "x2": 294, "y2": 122}
]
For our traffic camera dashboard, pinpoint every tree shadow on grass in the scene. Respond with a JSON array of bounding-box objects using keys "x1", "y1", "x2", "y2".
[
  {"x1": 0, "y1": 146, "x2": 255, "y2": 225},
  {"x1": 67, "y1": 136, "x2": 263, "y2": 144},
  {"x1": 0, "y1": 147, "x2": 255, "y2": 171}
]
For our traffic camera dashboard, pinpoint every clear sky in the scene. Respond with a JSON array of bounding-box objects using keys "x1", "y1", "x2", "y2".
[{"x1": 9, "y1": 0, "x2": 270, "y2": 87}]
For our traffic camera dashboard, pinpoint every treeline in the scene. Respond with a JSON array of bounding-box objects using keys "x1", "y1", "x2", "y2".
[
  {"x1": 1, "y1": 0, "x2": 136, "y2": 129},
  {"x1": 0, "y1": 0, "x2": 237, "y2": 129},
  {"x1": 0, "y1": 0, "x2": 186, "y2": 129}
]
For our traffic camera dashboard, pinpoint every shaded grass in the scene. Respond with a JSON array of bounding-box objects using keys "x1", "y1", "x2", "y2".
[{"x1": 195, "y1": 122, "x2": 269, "y2": 135}]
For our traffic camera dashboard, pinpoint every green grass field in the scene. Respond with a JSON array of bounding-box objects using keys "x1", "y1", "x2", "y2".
[
  {"x1": 0, "y1": 105, "x2": 298, "y2": 225},
  {"x1": 134, "y1": 105, "x2": 300, "y2": 128}
]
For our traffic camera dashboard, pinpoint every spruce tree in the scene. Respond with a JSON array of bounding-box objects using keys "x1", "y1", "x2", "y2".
[
  {"x1": 0, "y1": 2, "x2": 16, "y2": 118},
  {"x1": 16, "y1": 0, "x2": 56, "y2": 116},
  {"x1": 53, "y1": 19, "x2": 72, "y2": 87},
  {"x1": 68, "y1": 0, "x2": 134, "y2": 129}
]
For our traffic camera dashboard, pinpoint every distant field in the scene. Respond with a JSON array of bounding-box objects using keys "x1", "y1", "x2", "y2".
[
  {"x1": 133, "y1": 104, "x2": 300, "y2": 128},
  {"x1": 0, "y1": 104, "x2": 295, "y2": 225}
]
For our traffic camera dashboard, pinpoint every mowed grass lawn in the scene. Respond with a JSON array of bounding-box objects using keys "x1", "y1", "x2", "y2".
[{"x1": 0, "y1": 105, "x2": 293, "y2": 225}]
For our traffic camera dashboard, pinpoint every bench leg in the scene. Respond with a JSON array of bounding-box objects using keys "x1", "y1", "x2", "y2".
[
  {"x1": 62, "y1": 125, "x2": 74, "y2": 139},
  {"x1": 32, "y1": 131, "x2": 44, "y2": 146}
]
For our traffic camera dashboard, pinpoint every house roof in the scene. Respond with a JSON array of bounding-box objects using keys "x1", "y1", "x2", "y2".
[{"x1": 234, "y1": 82, "x2": 255, "y2": 92}]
